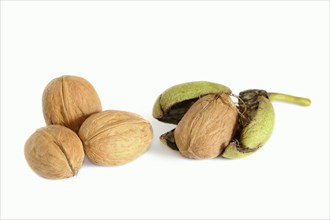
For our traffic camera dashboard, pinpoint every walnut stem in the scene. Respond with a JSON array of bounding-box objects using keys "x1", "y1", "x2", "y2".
[{"x1": 268, "y1": 93, "x2": 311, "y2": 106}]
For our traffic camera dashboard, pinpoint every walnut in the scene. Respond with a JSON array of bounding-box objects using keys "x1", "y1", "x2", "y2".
[
  {"x1": 25, "y1": 125, "x2": 84, "y2": 179},
  {"x1": 174, "y1": 93, "x2": 238, "y2": 159},
  {"x1": 42, "y1": 75, "x2": 102, "y2": 133},
  {"x1": 79, "y1": 110, "x2": 153, "y2": 166}
]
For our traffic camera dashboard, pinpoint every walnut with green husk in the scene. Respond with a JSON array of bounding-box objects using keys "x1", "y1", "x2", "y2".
[{"x1": 153, "y1": 81, "x2": 311, "y2": 159}]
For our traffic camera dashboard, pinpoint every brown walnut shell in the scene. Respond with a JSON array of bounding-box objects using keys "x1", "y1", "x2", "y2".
[
  {"x1": 79, "y1": 110, "x2": 153, "y2": 166},
  {"x1": 42, "y1": 75, "x2": 102, "y2": 133},
  {"x1": 24, "y1": 125, "x2": 84, "y2": 179},
  {"x1": 174, "y1": 93, "x2": 238, "y2": 159}
]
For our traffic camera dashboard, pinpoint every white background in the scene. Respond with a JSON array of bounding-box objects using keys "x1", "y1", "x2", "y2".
[{"x1": 1, "y1": 1, "x2": 329, "y2": 219}]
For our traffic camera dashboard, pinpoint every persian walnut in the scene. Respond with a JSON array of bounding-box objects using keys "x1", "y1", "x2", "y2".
[
  {"x1": 25, "y1": 125, "x2": 84, "y2": 179},
  {"x1": 42, "y1": 75, "x2": 102, "y2": 133},
  {"x1": 153, "y1": 81, "x2": 311, "y2": 160},
  {"x1": 175, "y1": 93, "x2": 238, "y2": 159},
  {"x1": 79, "y1": 110, "x2": 153, "y2": 166}
]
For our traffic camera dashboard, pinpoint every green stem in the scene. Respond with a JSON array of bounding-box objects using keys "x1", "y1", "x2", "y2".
[{"x1": 268, "y1": 93, "x2": 311, "y2": 106}]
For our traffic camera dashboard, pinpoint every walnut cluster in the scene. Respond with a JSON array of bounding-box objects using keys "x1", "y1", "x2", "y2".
[{"x1": 25, "y1": 75, "x2": 152, "y2": 179}]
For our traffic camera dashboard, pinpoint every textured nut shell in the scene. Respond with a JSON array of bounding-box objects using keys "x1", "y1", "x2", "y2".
[
  {"x1": 24, "y1": 125, "x2": 84, "y2": 179},
  {"x1": 79, "y1": 110, "x2": 153, "y2": 166},
  {"x1": 42, "y1": 75, "x2": 102, "y2": 133},
  {"x1": 175, "y1": 93, "x2": 238, "y2": 159}
]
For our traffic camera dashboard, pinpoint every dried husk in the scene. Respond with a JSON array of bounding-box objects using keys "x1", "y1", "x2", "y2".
[
  {"x1": 174, "y1": 93, "x2": 238, "y2": 159},
  {"x1": 24, "y1": 125, "x2": 84, "y2": 179},
  {"x1": 79, "y1": 110, "x2": 153, "y2": 166},
  {"x1": 42, "y1": 75, "x2": 102, "y2": 133}
]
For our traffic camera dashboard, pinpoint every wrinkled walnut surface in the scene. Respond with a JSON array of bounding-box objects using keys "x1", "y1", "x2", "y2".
[
  {"x1": 42, "y1": 75, "x2": 102, "y2": 133},
  {"x1": 79, "y1": 110, "x2": 153, "y2": 166},
  {"x1": 25, "y1": 125, "x2": 84, "y2": 179}
]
